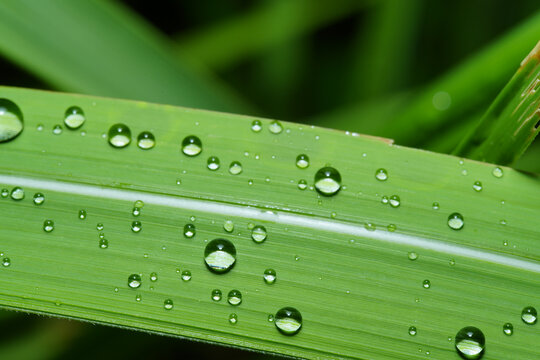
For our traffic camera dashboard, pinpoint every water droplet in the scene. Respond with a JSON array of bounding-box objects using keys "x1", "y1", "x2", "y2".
[
  {"x1": 227, "y1": 289, "x2": 242, "y2": 306},
  {"x1": 387, "y1": 224, "x2": 396, "y2": 232},
  {"x1": 43, "y1": 220, "x2": 54, "y2": 232},
  {"x1": 263, "y1": 268, "x2": 276, "y2": 284},
  {"x1": 1, "y1": 188, "x2": 8, "y2": 198},
  {"x1": 78, "y1": 210, "x2": 86, "y2": 219},
  {"x1": 389, "y1": 195, "x2": 400, "y2": 208},
  {"x1": 251, "y1": 225, "x2": 267, "y2": 243},
  {"x1": 455, "y1": 326, "x2": 485, "y2": 359},
  {"x1": 375, "y1": 168, "x2": 388, "y2": 181},
  {"x1": 296, "y1": 154, "x2": 310, "y2": 169},
  {"x1": 381, "y1": 195, "x2": 389, "y2": 204},
  {"x1": 96, "y1": 223, "x2": 104, "y2": 231},
  {"x1": 128, "y1": 274, "x2": 141, "y2": 289},
  {"x1": 164, "y1": 299, "x2": 173, "y2": 310},
  {"x1": 229, "y1": 313, "x2": 238, "y2": 324},
  {"x1": 10, "y1": 187, "x2": 24, "y2": 200},
  {"x1": 275, "y1": 307, "x2": 302, "y2": 335},
  {"x1": 0, "y1": 99, "x2": 24, "y2": 142},
  {"x1": 503, "y1": 322, "x2": 513, "y2": 336},
  {"x1": 422, "y1": 280, "x2": 431, "y2": 288},
  {"x1": 314, "y1": 167, "x2": 341, "y2": 196},
  {"x1": 297, "y1": 179, "x2": 307, "y2": 190},
  {"x1": 221, "y1": 220, "x2": 235, "y2": 233},
  {"x1": 364, "y1": 222, "x2": 376, "y2": 231},
  {"x1": 149, "y1": 272, "x2": 158, "y2": 282},
  {"x1": 408, "y1": 252, "x2": 418, "y2": 261},
  {"x1": 211, "y1": 289, "x2": 222, "y2": 301},
  {"x1": 294, "y1": 255, "x2": 300, "y2": 261},
  {"x1": 134, "y1": 200, "x2": 144, "y2": 208},
  {"x1": 137, "y1": 131, "x2": 155, "y2": 150},
  {"x1": 99, "y1": 238, "x2": 108, "y2": 249},
  {"x1": 2, "y1": 257, "x2": 11, "y2": 267},
  {"x1": 131, "y1": 221, "x2": 142, "y2": 233},
  {"x1": 64, "y1": 106, "x2": 85, "y2": 129},
  {"x1": 204, "y1": 239, "x2": 237, "y2": 274},
  {"x1": 207, "y1": 156, "x2": 220, "y2": 170},
  {"x1": 33, "y1": 192, "x2": 44, "y2": 205},
  {"x1": 229, "y1": 161, "x2": 243, "y2": 175},
  {"x1": 36, "y1": 124, "x2": 43, "y2": 131},
  {"x1": 267, "y1": 314, "x2": 275, "y2": 322},
  {"x1": 492, "y1": 167, "x2": 503, "y2": 178},
  {"x1": 472, "y1": 181, "x2": 483, "y2": 192},
  {"x1": 251, "y1": 119, "x2": 262, "y2": 132},
  {"x1": 108, "y1": 123, "x2": 131, "y2": 148},
  {"x1": 181, "y1": 270, "x2": 192, "y2": 281},
  {"x1": 135, "y1": 294, "x2": 142, "y2": 302},
  {"x1": 52, "y1": 125, "x2": 63, "y2": 135},
  {"x1": 448, "y1": 213, "x2": 464, "y2": 230},
  {"x1": 181, "y1": 135, "x2": 202, "y2": 156},
  {"x1": 409, "y1": 326, "x2": 417, "y2": 336},
  {"x1": 130, "y1": 207, "x2": 141, "y2": 217},
  {"x1": 269, "y1": 120, "x2": 283, "y2": 134},
  {"x1": 449, "y1": 259, "x2": 456, "y2": 266},
  {"x1": 184, "y1": 223, "x2": 196, "y2": 238},
  {"x1": 521, "y1": 306, "x2": 537, "y2": 324},
  {"x1": 432, "y1": 202, "x2": 440, "y2": 210}
]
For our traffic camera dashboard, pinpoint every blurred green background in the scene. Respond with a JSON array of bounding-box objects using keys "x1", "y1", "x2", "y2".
[{"x1": 0, "y1": 0, "x2": 539, "y2": 358}]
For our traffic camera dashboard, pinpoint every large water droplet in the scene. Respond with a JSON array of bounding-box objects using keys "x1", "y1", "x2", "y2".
[
  {"x1": 275, "y1": 307, "x2": 302, "y2": 335},
  {"x1": 0, "y1": 99, "x2": 24, "y2": 142},
  {"x1": 164, "y1": 299, "x2": 174, "y2": 310},
  {"x1": 108, "y1": 123, "x2": 131, "y2": 148},
  {"x1": 181, "y1": 270, "x2": 192, "y2": 281},
  {"x1": 137, "y1": 131, "x2": 155, "y2": 150},
  {"x1": 64, "y1": 106, "x2": 85, "y2": 129},
  {"x1": 263, "y1": 268, "x2": 276, "y2": 284},
  {"x1": 269, "y1": 120, "x2": 283, "y2": 134},
  {"x1": 182, "y1": 135, "x2": 202, "y2": 156},
  {"x1": 251, "y1": 225, "x2": 267, "y2": 243},
  {"x1": 207, "y1": 156, "x2": 220, "y2": 170},
  {"x1": 10, "y1": 187, "x2": 24, "y2": 200},
  {"x1": 472, "y1": 181, "x2": 483, "y2": 192},
  {"x1": 314, "y1": 167, "x2": 341, "y2": 196},
  {"x1": 492, "y1": 167, "x2": 503, "y2": 178},
  {"x1": 43, "y1": 220, "x2": 55, "y2": 232},
  {"x1": 2, "y1": 257, "x2": 11, "y2": 267},
  {"x1": 296, "y1": 154, "x2": 310, "y2": 169},
  {"x1": 33, "y1": 192, "x2": 44, "y2": 205},
  {"x1": 229, "y1": 313, "x2": 238, "y2": 324},
  {"x1": 131, "y1": 221, "x2": 142, "y2": 233},
  {"x1": 521, "y1": 306, "x2": 537, "y2": 324},
  {"x1": 229, "y1": 161, "x2": 243, "y2": 175},
  {"x1": 184, "y1": 223, "x2": 196, "y2": 238},
  {"x1": 227, "y1": 289, "x2": 242, "y2": 306},
  {"x1": 375, "y1": 168, "x2": 388, "y2": 181},
  {"x1": 502, "y1": 322, "x2": 513, "y2": 336},
  {"x1": 223, "y1": 220, "x2": 234, "y2": 233},
  {"x1": 204, "y1": 239, "x2": 237, "y2": 274},
  {"x1": 408, "y1": 326, "x2": 417, "y2": 336},
  {"x1": 455, "y1": 326, "x2": 485, "y2": 359},
  {"x1": 211, "y1": 289, "x2": 222, "y2": 301},
  {"x1": 128, "y1": 274, "x2": 141, "y2": 289},
  {"x1": 251, "y1": 120, "x2": 262, "y2": 132},
  {"x1": 448, "y1": 213, "x2": 464, "y2": 230}
]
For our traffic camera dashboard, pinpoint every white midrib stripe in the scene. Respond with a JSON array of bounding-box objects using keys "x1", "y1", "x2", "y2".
[{"x1": 1, "y1": 174, "x2": 539, "y2": 273}]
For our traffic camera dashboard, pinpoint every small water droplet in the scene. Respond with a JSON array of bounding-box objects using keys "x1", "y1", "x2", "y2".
[
  {"x1": 1, "y1": 188, "x2": 8, "y2": 198},
  {"x1": 204, "y1": 239, "x2": 237, "y2": 274},
  {"x1": 229, "y1": 313, "x2": 238, "y2": 324},
  {"x1": 181, "y1": 270, "x2": 192, "y2": 281},
  {"x1": 432, "y1": 202, "x2": 440, "y2": 210},
  {"x1": 43, "y1": 220, "x2": 54, "y2": 232},
  {"x1": 2, "y1": 257, "x2": 11, "y2": 267},
  {"x1": 448, "y1": 213, "x2": 464, "y2": 230},
  {"x1": 314, "y1": 167, "x2": 341, "y2": 196},
  {"x1": 223, "y1": 220, "x2": 234, "y2": 233},
  {"x1": 251, "y1": 225, "x2": 267, "y2": 243},
  {"x1": 164, "y1": 299, "x2": 174, "y2": 310},
  {"x1": 387, "y1": 224, "x2": 396, "y2": 232},
  {"x1": 182, "y1": 135, "x2": 202, "y2": 156},
  {"x1": 408, "y1": 252, "x2": 418, "y2": 261},
  {"x1": 128, "y1": 274, "x2": 141, "y2": 289},
  {"x1": 381, "y1": 195, "x2": 389, "y2": 204},
  {"x1": 422, "y1": 280, "x2": 431, "y2": 288},
  {"x1": 455, "y1": 326, "x2": 485, "y2": 359},
  {"x1": 229, "y1": 161, "x2": 243, "y2": 175},
  {"x1": 137, "y1": 131, "x2": 155, "y2": 150},
  {"x1": 275, "y1": 307, "x2": 302, "y2": 335},
  {"x1": 364, "y1": 222, "x2": 376, "y2": 231},
  {"x1": 269, "y1": 120, "x2": 283, "y2": 134},
  {"x1": 263, "y1": 268, "x2": 276, "y2": 284},
  {"x1": 375, "y1": 168, "x2": 388, "y2": 181},
  {"x1": 149, "y1": 272, "x2": 158, "y2": 282},
  {"x1": 135, "y1": 294, "x2": 142, "y2": 302},
  {"x1": 492, "y1": 167, "x2": 503, "y2": 178},
  {"x1": 131, "y1": 207, "x2": 141, "y2": 217},
  {"x1": 78, "y1": 209, "x2": 87, "y2": 219},
  {"x1": 251, "y1": 119, "x2": 262, "y2": 132},
  {"x1": 207, "y1": 156, "x2": 220, "y2": 170},
  {"x1": 472, "y1": 181, "x2": 483, "y2": 192},
  {"x1": 64, "y1": 106, "x2": 85, "y2": 129},
  {"x1": 294, "y1": 255, "x2": 300, "y2": 261},
  {"x1": 297, "y1": 179, "x2": 307, "y2": 190},
  {"x1": 108, "y1": 123, "x2": 131, "y2": 148},
  {"x1": 184, "y1": 223, "x2": 196, "y2": 238},
  {"x1": 227, "y1": 289, "x2": 242, "y2": 306},
  {"x1": 521, "y1": 306, "x2": 537, "y2": 324},
  {"x1": 99, "y1": 238, "x2": 108, "y2": 249},
  {"x1": 449, "y1": 259, "x2": 456, "y2": 266},
  {"x1": 131, "y1": 221, "x2": 142, "y2": 233},
  {"x1": 267, "y1": 314, "x2": 275, "y2": 322},
  {"x1": 134, "y1": 200, "x2": 144, "y2": 208},
  {"x1": 389, "y1": 195, "x2": 400, "y2": 208},
  {"x1": 409, "y1": 326, "x2": 417, "y2": 336},
  {"x1": 36, "y1": 124, "x2": 43, "y2": 131},
  {"x1": 296, "y1": 154, "x2": 310, "y2": 169},
  {"x1": 0, "y1": 99, "x2": 24, "y2": 142},
  {"x1": 211, "y1": 289, "x2": 222, "y2": 301},
  {"x1": 10, "y1": 187, "x2": 24, "y2": 200},
  {"x1": 503, "y1": 322, "x2": 513, "y2": 336},
  {"x1": 96, "y1": 223, "x2": 104, "y2": 231},
  {"x1": 33, "y1": 192, "x2": 44, "y2": 205}
]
